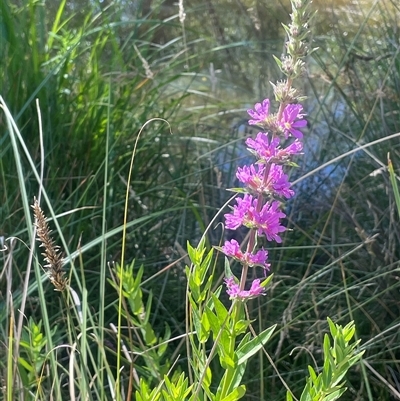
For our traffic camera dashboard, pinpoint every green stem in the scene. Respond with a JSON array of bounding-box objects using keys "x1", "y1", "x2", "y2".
[{"x1": 219, "y1": 301, "x2": 242, "y2": 398}]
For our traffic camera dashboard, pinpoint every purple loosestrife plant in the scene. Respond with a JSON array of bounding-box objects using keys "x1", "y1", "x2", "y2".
[
  {"x1": 175, "y1": 2, "x2": 362, "y2": 401},
  {"x1": 218, "y1": 0, "x2": 314, "y2": 301},
  {"x1": 174, "y1": 1, "x2": 363, "y2": 401}
]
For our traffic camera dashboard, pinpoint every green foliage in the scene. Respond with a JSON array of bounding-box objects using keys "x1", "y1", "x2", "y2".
[
  {"x1": 162, "y1": 373, "x2": 194, "y2": 401},
  {"x1": 109, "y1": 260, "x2": 171, "y2": 381},
  {"x1": 111, "y1": 262, "x2": 157, "y2": 345},
  {"x1": 133, "y1": 238, "x2": 278, "y2": 401},
  {"x1": 295, "y1": 319, "x2": 364, "y2": 401},
  {"x1": 18, "y1": 318, "x2": 54, "y2": 391},
  {"x1": 186, "y1": 239, "x2": 215, "y2": 304},
  {"x1": 236, "y1": 326, "x2": 276, "y2": 366},
  {"x1": 135, "y1": 378, "x2": 162, "y2": 401},
  {"x1": 187, "y1": 240, "x2": 277, "y2": 401}
]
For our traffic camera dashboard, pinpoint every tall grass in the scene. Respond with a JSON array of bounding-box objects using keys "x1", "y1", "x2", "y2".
[{"x1": 0, "y1": 0, "x2": 207, "y2": 399}]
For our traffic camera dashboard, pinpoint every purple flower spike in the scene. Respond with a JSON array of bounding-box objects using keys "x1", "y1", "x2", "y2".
[
  {"x1": 280, "y1": 104, "x2": 307, "y2": 139},
  {"x1": 225, "y1": 277, "x2": 265, "y2": 300},
  {"x1": 247, "y1": 99, "x2": 270, "y2": 125}
]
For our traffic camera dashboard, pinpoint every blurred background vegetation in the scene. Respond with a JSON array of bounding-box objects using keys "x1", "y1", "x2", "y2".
[{"x1": 1, "y1": 0, "x2": 400, "y2": 399}]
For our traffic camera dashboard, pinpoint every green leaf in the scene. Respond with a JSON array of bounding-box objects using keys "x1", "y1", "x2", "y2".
[
  {"x1": 286, "y1": 391, "x2": 294, "y2": 401},
  {"x1": 187, "y1": 238, "x2": 207, "y2": 266},
  {"x1": 200, "y1": 248, "x2": 213, "y2": 280},
  {"x1": 323, "y1": 333, "x2": 331, "y2": 358},
  {"x1": 307, "y1": 365, "x2": 317, "y2": 383},
  {"x1": 299, "y1": 381, "x2": 312, "y2": 401},
  {"x1": 187, "y1": 241, "x2": 197, "y2": 264},
  {"x1": 347, "y1": 350, "x2": 365, "y2": 367},
  {"x1": 204, "y1": 366, "x2": 212, "y2": 389},
  {"x1": 135, "y1": 377, "x2": 162, "y2": 401},
  {"x1": 18, "y1": 357, "x2": 35, "y2": 373},
  {"x1": 237, "y1": 333, "x2": 251, "y2": 349},
  {"x1": 327, "y1": 317, "x2": 337, "y2": 337},
  {"x1": 236, "y1": 325, "x2": 276, "y2": 365},
  {"x1": 225, "y1": 361, "x2": 247, "y2": 393},
  {"x1": 281, "y1": 23, "x2": 290, "y2": 36},
  {"x1": 211, "y1": 294, "x2": 228, "y2": 324},
  {"x1": 225, "y1": 187, "x2": 251, "y2": 194},
  {"x1": 334, "y1": 342, "x2": 345, "y2": 363},
  {"x1": 273, "y1": 54, "x2": 283, "y2": 70},
  {"x1": 208, "y1": 285, "x2": 222, "y2": 303},
  {"x1": 200, "y1": 309, "x2": 211, "y2": 343},
  {"x1": 163, "y1": 372, "x2": 193, "y2": 400},
  {"x1": 189, "y1": 276, "x2": 201, "y2": 301},
  {"x1": 224, "y1": 257, "x2": 234, "y2": 280},
  {"x1": 219, "y1": 327, "x2": 235, "y2": 361},
  {"x1": 388, "y1": 155, "x2": 400, "y2": 219},
  {"x1": 325, "y1": 388, "x2": 346, "y2": 401},
  {"x1": 199, "y1": 273, "x2": 214, "y2": 302},
  {"x1": 219, "y1": 352, "x2": 236, "y2": 369},
  {"x1": 260, "y1": 274, "x2": 274, "y2": 288},
  {"x1": 205, "y1": 306, "x2": 220, "y2": 338},
  {"x1": 343, "y1": 326, "x2": 355, "y2": 343},
  {"x1": 189, "y1": 300, "x2": 210, "y2": 343},
  {"x1": 190, "y1": 298, "x2": 205, "y2": 342},
  {"x1": 220, "y1": 385, "x2": 246, "y2": 401},
  {"x1": 234, "y1": 319, "x2": 250, "y2": 336},
  {"x1": 157, "y1": 324, "x2": 171, "y2": 357},
  {"x1": 322, "y1": 359, "x2": 332, "y2": 390},
  {"x1": 143, "y1": 321, "x2": 157, "y2": 346}
]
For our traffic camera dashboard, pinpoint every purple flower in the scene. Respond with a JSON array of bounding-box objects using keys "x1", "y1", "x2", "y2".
[
  {"x1": 224, "y1": 194, "x2": 254, "y2": 231},
  {"x1": 247, "y1": 99, "x2": 270, "y2": 125},
  {"x1": 246, "y1": 132, "x2": 303, "y2": 164},
  {"x1": 278, "y1": 139, "x2": 303, "y2": 159},
  {"x1": 248, "y1": 249, "x2": 271, "y2": 272},
  {"x1": 246, "y1": 133, "x2": 280, "y2": 163},
  {"x1": 225, "y1": 277, "x2": 265, "y2": 300},
  {"x1": 280, "y1": 104, "x2": 307, "y2": 139},
  {"x1": 236, "y1": 163, "x2": 294, "y2": 199},
  {"x1": 222, "y1": 239, "x2": 243, "y2": 258},
  {"x1": 246, "y1": 279, "x2": 265, "y2": 296},
  {"x1": 222, "y1": 239, "x2": 270, "y2": 270},
  {"x1": 254, "y1": 201, "x2": 286, "y2": 243},
  {"x1": 236, "y1": 164, "x2": 265, "y2": 193},
  {"x1": 225, "y1": 276, "x2": 241, "y2": 298},
  {"x1": 267, "y1": 165, "x2": 295, "y2": 199},
  {"x1": 224, "y1": 195, "x2": 286, "y2": 243}
]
